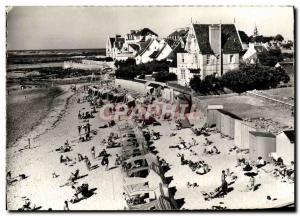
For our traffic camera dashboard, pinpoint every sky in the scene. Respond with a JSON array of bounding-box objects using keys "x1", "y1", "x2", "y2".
[{"x1": 6, "y1": 6, "x2": 294, "y2": 50}]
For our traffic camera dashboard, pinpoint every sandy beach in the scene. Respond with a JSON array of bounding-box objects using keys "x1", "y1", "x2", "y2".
[
  {"x1": 6, "y1": 84, "x2": 294, "y2": 210},
  {"x1": 6, "y1": 85, "x2": 125, "y2": 210}
]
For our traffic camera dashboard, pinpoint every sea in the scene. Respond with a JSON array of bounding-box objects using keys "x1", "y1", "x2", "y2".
[{"x1": 6, "y1": 48, "x2": 106, "y2": 147}]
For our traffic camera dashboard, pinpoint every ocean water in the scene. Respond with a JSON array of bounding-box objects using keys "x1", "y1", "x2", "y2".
[{"x1": 6, "y1": 87, "x2": 64, "y2": 148}]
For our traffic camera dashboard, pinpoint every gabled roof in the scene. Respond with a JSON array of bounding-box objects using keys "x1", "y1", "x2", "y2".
[
  {"x1": 136, "y1": 28, "x2": 158, "y2": 37},
  {"x1": 165, "y1": 39, "x2": 174, "y2": 47},
  {"x1": 128, "y1": 43, "x2": 140, "y2": 52},
  {"x1": 109, "y1": 37, "x2": 115, "y2": 46},
  {"x1": 192, "y1": 24, "x2": 243, "y2": 54},
  {"x1": 149, "y1": 50, "x2": 160, "y2": 59},
  {"x1": 221, "y1": 24, "x2": 243, "y2": 53},
  {"x1": 137, "y1": 38, "x2": 154, "y2": 56},
  {"x1": 168, "y1": 29, "x2": 188, "y2": 38}
]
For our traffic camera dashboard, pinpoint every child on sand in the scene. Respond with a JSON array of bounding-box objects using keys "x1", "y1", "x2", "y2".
[
  {"x1": 247, "y1": 176, "x2": 256, "y2": 192},
  {"x1": 64, "y1": 201, "x2": 69, "y2": 210},
  {"x1": 91, "y1": 146, "x2": 95, "y2": 159}
]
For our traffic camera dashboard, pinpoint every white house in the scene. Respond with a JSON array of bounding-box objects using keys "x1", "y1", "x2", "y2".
[
  {"x1": 276, "y1": 130, "x2": 295, "y2": 165},
  {"x1": 106, "y1": 28, "x2": 158, "y2": 61},
  {"x1": 170, "y1": 23, "x2": 243, "y2": 86},
  {"x1": 135, "y1": 39, "x2": 161, "y2": 64},
  {"x1": 242, "y1": 43, "x2": 268, "y2": 64},
  {"x1": 147, "y1": 39, "x2": 174, "y2": 61}
]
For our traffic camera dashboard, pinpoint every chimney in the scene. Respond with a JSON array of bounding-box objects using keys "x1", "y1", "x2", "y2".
[{"x1": 209, "y1": 25, "x2": 221, "y2": 54}]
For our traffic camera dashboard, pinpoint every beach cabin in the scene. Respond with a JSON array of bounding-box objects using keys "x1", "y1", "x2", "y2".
[
  {"x1": 219, "y1": 110, "x2": 242, "y2": 138},
  {"x1": 249, "y1": 131, "x2": 276, "y2": 162},
  {"x1": 123, "y1": 153, "x2": 161, "y2": 178},
  {"x1": 276, "y1": 130, "x2": 295, "y2": 165},
  {"x1": 161, "y1": 87, "x2": 174, "y2": 103},
  {"x1": 123, "y1": 170, "x2": 173, "y2": 210},
  {"x1": 234, "y1": 121, "x2": 257, "y2": 149},
  {"x1": 206, "y1": 105, "x2": 223, "y2": 127}
]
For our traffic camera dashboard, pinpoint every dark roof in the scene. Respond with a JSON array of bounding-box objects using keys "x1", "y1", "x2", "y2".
[
  {"x1": 149, "y1": 50, "x2": 160, "y2": 59},
  {"x1": 218, "y1": 109, "x2": 243, "y2": 120},
  {"x1": 137, "y1": 39, "x2": 153, "y2": 55},
  {"x1": 109, "y1": 37, "x2": 115, "y2": 46},
  {"x1": 115, "y1": 37, "x2": 125, "y2": 50},
  {"x1": 238, "y1": 30, "x2": 250, "y2": 44},
  {"x1": 136, "y1": 28, "x2": 158, "y2": 37},
  {"x1": 282, "y1": 130, "x2": 295, "y2": 143},
  {"x1": 221, "y1": 24, "x2": 243, "y2": 53},
  {"x1": 168, "y1": 29, "x2": 188, "y2": 38},
  {"x1": 193, "y1": 24, "x2": 213, "y2": 54},
  {"x1": 165, "y1": 38, "x2": 176, "y2": 47},
  {"x1": 249, "y1": 131, "x2": 276, "y2": 138},
  {"x1": 128, "y1": 43, "x2": 140, "y2": 51},
  {"x1": 192, "y1": 24, "x2": 243, "y2": 54}
]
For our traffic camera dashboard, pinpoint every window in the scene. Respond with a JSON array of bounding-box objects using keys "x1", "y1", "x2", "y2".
[
  {"x1": 229, "y1": 54, "x2": 235, "y2": 63},
  {"x1": 181, "y1": 69, "x2": 185, "y2": 80},
  {"x1": 206, "y1": 55, "x2": 210, "y2": 65}
]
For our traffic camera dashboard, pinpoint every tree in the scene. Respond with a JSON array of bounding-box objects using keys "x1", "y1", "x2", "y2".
[
  {"x1": 221, "y1": 64, "x2": 290, "y2": 93},
  {"x1": 274, "y1": 34, "x2": 284, "y2": 42},
  {"x1": 257, "y1": 49, "x2": 283, "y2": 67},
  {"x1": 153, "y1": 71, "x2": 177, "y2": 82},
  {"x1": 189, "y1": 76, "x2": 201, "y2": 92}
]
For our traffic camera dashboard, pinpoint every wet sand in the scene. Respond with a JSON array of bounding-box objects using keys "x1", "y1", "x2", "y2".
[{"x1": 6, "y1": 87, "x2": 65, "y2": 148}]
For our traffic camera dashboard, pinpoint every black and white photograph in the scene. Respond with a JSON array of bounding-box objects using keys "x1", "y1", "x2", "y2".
[{"x1": 5, "y1": 4, "x2": 295, "y2": 211}]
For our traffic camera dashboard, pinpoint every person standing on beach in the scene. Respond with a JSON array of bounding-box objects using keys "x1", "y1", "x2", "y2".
[
  {"x1": 86, "y1": 122, "x2": 91, "y2": 134},
  {"x1": 64, "y1": 201, "x2": 69, "y2": 210},
  {"x1": 78, "y1": 126, "x2": 81, "y2": 136},
  {"x1": 221, "y1": 170, "x2": 226, "y2": 184},
  {"x1": 91, "y1": 146, "x2": 95, "y2": 159}
]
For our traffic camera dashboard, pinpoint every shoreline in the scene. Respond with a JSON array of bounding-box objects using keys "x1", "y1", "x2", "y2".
[{"x1": 6, "y1": 85, "x2": 75, "y2": 149}]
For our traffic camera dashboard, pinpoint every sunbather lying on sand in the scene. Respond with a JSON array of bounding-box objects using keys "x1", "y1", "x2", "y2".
[
  {"x1": 169, "y1": 143, "x2": 191, "y2": 150},
  {"x1": 203, "y1": 146, "x2": 220, "y2": 155},
  {"x1": 71, "y1": 184, "x2": 91, "y2": 203},
  {"x1": 18, "y1": 198, "x2": 41, "y2": 211},
  {"x1": 56, "y1": 140, "x2": 71, "y2": 153},
  {"x1": 187, "y1": 182, "x2": 199, "y2": 188},
  {"x1": 60, "y1": 155, "x2": 72, "y2": 163},
  {"x1": 69, "y1": 169, "x2": 80, "y2": 183},
  {"x1": 6, "y1": 171, "x2": 27, "y2": 185},
  {"x1": 201, "y1": 181, "x2": 229, "y2": 201},
  {"x1": 203, "y1": 138, "x2": 213, "y2": 146},
  {"x1": 256, "y1": 157, "x2": 267, "y2": 168}
]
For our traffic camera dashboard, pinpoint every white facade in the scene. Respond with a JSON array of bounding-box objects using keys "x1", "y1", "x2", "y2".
[
  {"x1": 156, "y1": 40, "x2": 173, "y2": 61},
  {"x1": 276, "y1": 132, "x2": 294, "y2": 164},
  {"x1": 172, "y1": 23, "x2": 242, "y2": 86},
  {"x1": 135, "y1": 39, "x2": 160, "y2": 64}
]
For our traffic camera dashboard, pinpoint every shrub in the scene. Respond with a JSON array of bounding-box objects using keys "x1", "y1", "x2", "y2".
[
  {"x1": 222, "y1": 65, "x2": 290, "y2": 93},
  {"x1": 153, "y1": 71, "x2": 177, "y2": 82}
]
